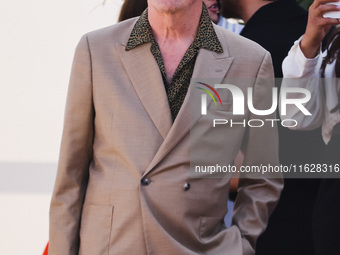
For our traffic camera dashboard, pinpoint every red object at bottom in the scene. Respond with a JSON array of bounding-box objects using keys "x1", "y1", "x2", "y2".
[{"x1": 43, "y1": 242, "x2": 48, "y2": 255}]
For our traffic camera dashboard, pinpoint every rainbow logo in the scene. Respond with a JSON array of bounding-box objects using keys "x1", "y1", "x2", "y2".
[{"x1": 196, "y1": 82, "x2": 223, "y2": 106}]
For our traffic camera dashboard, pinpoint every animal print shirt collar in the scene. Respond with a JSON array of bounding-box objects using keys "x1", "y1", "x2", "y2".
[{"x1": 125, "y1": 3, "x2": 223, "y2": 53}]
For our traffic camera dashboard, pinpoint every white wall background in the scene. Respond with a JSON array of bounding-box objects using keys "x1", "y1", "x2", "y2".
[{"x1": 0, "y1": 0, "x2": 123, "y2": 254}]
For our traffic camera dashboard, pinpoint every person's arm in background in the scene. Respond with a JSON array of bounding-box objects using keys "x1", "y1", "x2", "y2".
[
  {"x1": 281, "y1": 36, "x2": 325, "y2": 130},
  {"x1": 280, "y1": 0, "x2": 340, "y2": 130},
  {"x1": 300, "y1": 0, "x2": 340, "y2": 58},
  {"x1": 49, "y1": 35, "x2": 94, "y2": 255},
  {"x1": 233, "y1": 51, "x2": 284, "y2": 255}
]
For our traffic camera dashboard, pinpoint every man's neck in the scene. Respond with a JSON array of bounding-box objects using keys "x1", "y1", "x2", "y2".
[
  {"x1": 148, "y1": 2, "x2": 202, "y2": 45},
  {"x1": 147, "y1": 1, "x2": 203, "y2": 83},
  {"x1": 241, "y1": 0, "x2": 272, "y2": 23}
]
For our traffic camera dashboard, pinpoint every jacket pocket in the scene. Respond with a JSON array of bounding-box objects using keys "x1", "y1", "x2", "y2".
[
  {"x1": 199, "y1": 216, "x2": 226, "y2": 243},
  {"x1": 79, "y1": 204, "x2": 114, "y2": 255},
  {"x1": 208, "y1": 101, "x2": 233, "y2": 112}
]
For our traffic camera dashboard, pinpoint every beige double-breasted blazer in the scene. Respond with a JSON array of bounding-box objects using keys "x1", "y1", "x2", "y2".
[{"x1": 49, "y1": 17, "x2": 283, "y2": 255}]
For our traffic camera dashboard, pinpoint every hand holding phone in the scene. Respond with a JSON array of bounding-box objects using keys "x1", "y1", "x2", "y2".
[
  {"x1": 301, "y1": 0, "x2": 340, "y2": 58},
  {"x1": 323, "y1": 2, "x2": 340, "y2": 18}
]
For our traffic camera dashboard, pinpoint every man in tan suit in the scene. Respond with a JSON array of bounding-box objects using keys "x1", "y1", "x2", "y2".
[{"x1": 49, "y1": 0, "x2": 283, "y2": 254}]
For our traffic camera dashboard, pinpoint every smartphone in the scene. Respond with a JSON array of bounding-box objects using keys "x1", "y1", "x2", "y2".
[{"x1": 323, "y1": 2, "x2": 340, "y2": 19}]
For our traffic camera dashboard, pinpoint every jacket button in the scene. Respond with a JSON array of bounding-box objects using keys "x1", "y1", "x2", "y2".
[
  {"x1": 141, "y1": 178, "x2": 151, "y2": 186},
  {"x1": 183, "y1": 182, "x2": 190, "y2": 191}
]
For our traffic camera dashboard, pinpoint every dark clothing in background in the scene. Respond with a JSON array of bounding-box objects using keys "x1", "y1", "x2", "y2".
[
  {"x1": 240, "y1": 1, "x2": 325, "y2": 254},
  {"x1": 313, "y1": 124, "x2": 340, "y2": 255},
  {"x1": 240, "y1": 0, "x2": 306, "y2": 78}
]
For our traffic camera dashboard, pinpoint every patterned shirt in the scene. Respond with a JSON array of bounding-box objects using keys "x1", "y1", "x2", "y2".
[{"x1": 126, "y1": 4, "x2": 223, "y2": 120}]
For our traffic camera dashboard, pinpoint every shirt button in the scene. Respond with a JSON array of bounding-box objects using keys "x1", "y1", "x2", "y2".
[
  {"x1": 141, "y1": 178, "x2": 151, "y2": 186},
  {"x1": 183, "y1": 182, "x2": 191, "y2": 191}
]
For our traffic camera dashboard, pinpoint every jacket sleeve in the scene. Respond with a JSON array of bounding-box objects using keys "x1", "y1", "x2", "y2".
[
  {"x1": 233, "y1": 51, "x2": 284, "y2": 255},
  {"x1": 49, "y1": 34, "x2": 94, "y2": 255}
]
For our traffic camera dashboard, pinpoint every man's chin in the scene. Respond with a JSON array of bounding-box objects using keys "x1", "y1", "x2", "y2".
[{"x1": 152, "y1": 0, "x2": 196, "y2": 14}]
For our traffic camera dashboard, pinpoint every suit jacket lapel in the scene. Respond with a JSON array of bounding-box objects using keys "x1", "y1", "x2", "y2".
[
  {"x1": 143, "y1": 48, "x2": 234, "y2": 177},
  {"x1": 117, "y1": 43, "x2": 172, "y2": 139}
]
